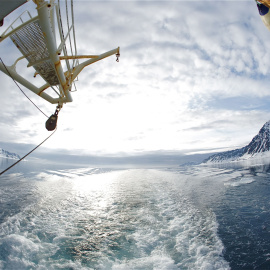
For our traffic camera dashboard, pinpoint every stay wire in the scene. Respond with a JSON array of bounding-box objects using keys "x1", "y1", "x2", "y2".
[
  {"x1": 0, "y1": 57, "x2": 58, "y2": 176},
  {"x1": 0, "y1": 129, "x2": 57, "y2": 176},
  {"x1": 0, "y1": 57, "x2": 48, "y2": 118}
]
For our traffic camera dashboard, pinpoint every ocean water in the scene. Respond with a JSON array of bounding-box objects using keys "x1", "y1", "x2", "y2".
[{"x1": 0, "y1": 160, "x2": 270, "y2": 269}]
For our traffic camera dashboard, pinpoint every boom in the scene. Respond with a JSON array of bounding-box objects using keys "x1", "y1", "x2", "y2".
[{"x1": 0, "y1": 0, "x2": 120, "y2": 107}]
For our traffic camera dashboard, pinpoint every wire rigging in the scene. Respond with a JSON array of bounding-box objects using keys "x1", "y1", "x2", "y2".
[
  {"x1": 0, "y1": 57, "x2": 57, "y2": 176},
  {"x1": 66, "y1": 0, "x2": 74, "y2": 63},
  {"x1": 0, "y1": 57, "x2": 49, "y2": 118},
  {"x1": 57, "y1": 0, "x2": 71, "y2": 72},
  {"x1": 60, "y1": 0, "x2": 78, "y2": 90},
  {"x1": 0, "y1": 0, "x2": 81, "y2": 175},
  {"x1": 51, "y1": 85, "x2": 61, "y2": 97},
  {"x1": 70, "y1": 0, "x2": 78, "y2": 91},
  {"x1": 0, "y1": 129, "x2": 57, "y2": 176},
  {"x1": 71, "y1": 0, "x2": 78, "y2": 69}
]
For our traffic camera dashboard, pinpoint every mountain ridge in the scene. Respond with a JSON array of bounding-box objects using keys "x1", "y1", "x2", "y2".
[
  {"x1": 0, "y1": 148, "x2": 20, "y2": 160},
  {"x1": 203, "y1": 120, "x2": 270, "y2": 164}
]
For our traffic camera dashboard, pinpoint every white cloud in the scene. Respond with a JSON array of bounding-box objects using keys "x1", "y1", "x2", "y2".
[{"x1": 1, "y1": 1, "x2": 270, "y2": 156}]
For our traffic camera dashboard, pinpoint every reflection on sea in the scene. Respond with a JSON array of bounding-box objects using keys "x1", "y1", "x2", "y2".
[{"x1": 0, "y1": 159, "x2": 270, "y2": 269}]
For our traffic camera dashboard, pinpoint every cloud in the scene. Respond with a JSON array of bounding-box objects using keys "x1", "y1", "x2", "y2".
[{"x1": 1, "y1": 1, "x2": 270, "y2": 157}]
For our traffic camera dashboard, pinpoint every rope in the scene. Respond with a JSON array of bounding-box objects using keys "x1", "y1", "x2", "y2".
[
  {"x1": 0, "y1": 129, "x2": 57, "y2": 176},
  {"x1": 66, "y1": 0, "x2": 74, "y2": 61},
  {"x1": 71, "y1": 0, "x2": 78, "y2": 69},
  {"x1": 0, "y1": 58, "x2": 48, "y2": 118},
  {"x1": 57, "y1": 0, "x2": 71, "y2": 72},
  {"x1": 0, "y1": 57, "x2": 58, "y2": 176},
  {"x1": 51, "y1": 85, "x2": 61, "y2": 97}
]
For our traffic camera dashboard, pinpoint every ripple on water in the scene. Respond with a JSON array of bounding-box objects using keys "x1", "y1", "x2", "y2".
[{"x1": 0, "y1": 168, "x2": 230, "y2": 269}]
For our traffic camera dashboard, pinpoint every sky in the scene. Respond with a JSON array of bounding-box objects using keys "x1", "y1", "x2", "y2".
[{"x1": 1, "y1": 0, "x2": 270, "y2": 164}]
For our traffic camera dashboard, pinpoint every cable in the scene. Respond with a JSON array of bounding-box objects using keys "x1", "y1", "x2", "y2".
[
  {"x1": 71, "y1": 0, "x2": 78, "y2": 69},
  {"x1": 57, "y1": 0, "x2": 71, "y2": 73},
  {"x1": 0, "y1": 57, "x2": 58, "y2": 176},
  {"x1": 0, "y1": 129, "x2": 57, "y2": 176},
  {"x1": 71, "y1": 0, "x2": 79, "y2": 75},
  {"x1": 0, "y1": 57, "x2": 48, "y2": 118},
  {"x1": 66, "y1": 0, "x2": 74, "y2": 61},
  {"x1": 50, "y1": 85, "x2": 61, "y2": 97}
]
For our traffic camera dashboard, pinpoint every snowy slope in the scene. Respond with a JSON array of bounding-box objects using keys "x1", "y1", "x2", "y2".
[
  {"x1": 0, "y1": 148, "x2": 20, "y2": 160},
  {"x1": 203, "y1": 121, "x2": 270, "y2": 164}
]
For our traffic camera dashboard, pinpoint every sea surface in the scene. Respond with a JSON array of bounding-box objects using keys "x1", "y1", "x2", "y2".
[{"x1": 0, "y1": 159, "x2": 270, "y2": 269}]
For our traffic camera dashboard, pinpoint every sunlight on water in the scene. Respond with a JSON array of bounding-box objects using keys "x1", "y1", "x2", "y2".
[
  {"x1": 1, "y1": 164, "x2": 270, "y2": 269},
  {"x1": 0, "y1": 168, "x2": 231, "y2": 269}
]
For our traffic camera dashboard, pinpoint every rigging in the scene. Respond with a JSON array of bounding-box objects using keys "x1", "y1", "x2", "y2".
[
  {"x1": 0, "y1": 0, "x2": 120, "y2": 173},
  {"x1": 0, "y1": 0, "x2": 120, "y2": 129},
  {"x1": 0, "y1": 57, "x2": 57, "y2": 175}
]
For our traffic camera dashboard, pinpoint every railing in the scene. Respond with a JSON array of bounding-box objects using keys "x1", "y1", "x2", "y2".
[{"x1": 0, "y1": 10, "x2": 35, "y2": 41}]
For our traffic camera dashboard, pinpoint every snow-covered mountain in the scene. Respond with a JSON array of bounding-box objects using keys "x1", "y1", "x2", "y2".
[
  {"x1": 203, "y1": 120, "x2": 270, "y2": 164},
  {"x1": 0, "y1": 148, "x2": 20, "y2": 160}
]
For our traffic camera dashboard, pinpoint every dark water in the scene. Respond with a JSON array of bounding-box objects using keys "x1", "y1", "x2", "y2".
[
  {"x1": 213, "y1": 166, "x2": 270, "y2": 270},
  {"x1": 172, "y1": 164, "x2": 270, "y2": 270},
  {"x1": 0, "y1": 159, "x2": 269, "y2": 269}
]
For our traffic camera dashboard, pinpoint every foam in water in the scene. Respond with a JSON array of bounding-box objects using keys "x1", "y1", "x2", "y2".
[
  {"x1": 0, "y1": 168, "x2": 230, "y2": 269},
  {"x1": 224, "y1": 177, "x2": 255, "y2": 187}
]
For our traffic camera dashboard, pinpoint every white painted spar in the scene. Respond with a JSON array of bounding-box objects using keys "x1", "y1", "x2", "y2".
[{"x1": 0, "y1": 0, "x2": 120, "y2": 107}]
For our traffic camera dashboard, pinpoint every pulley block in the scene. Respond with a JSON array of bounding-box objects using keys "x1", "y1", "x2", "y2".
[{"x1": 45, "y1": 113, "x2": 58, "y2": 131}]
